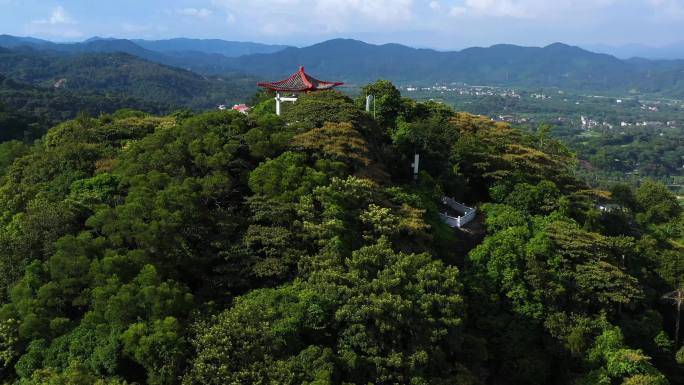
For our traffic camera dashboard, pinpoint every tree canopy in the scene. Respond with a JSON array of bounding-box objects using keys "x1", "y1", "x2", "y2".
[{"x1": 0, "y1": 84, "x2": 682, "y2": 385}]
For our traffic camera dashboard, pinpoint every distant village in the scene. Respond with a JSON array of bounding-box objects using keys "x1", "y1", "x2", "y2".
[
  {"x1": 217, "y1": 85, "x2": 681, "y2": 131},
  {"x1": 403, "y1": 84, "x2": 522, "y2": 99},
  {"x1": 401, "y1": 84, "x2": 681, "y2": 130}
]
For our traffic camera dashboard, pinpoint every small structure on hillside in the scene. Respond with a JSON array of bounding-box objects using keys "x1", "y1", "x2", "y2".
[
  {"x1": 257, "y1": 66, "x2": 343, "y2": 116},
  {"x1": 218, "y1": 104, "x2": 251, "y2": 114},
  {"x1": 411, "y1": 153, "x2": 420, "y2": 181},
  {"x1": 439, "y1": 197, "x2": 477, "y2": 229},
  {"x1": 232, "y1": 104, "x2": 251, "y2": 114}
]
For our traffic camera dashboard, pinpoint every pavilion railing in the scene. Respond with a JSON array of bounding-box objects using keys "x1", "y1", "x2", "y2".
[{"x1": 439, "y1": 197, "x2": 477, "y2": 228}]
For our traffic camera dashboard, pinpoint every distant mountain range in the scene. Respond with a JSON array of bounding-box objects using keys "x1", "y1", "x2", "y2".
[
  {"x1": 226, "y1": 39, "x2": 633, "y2": 85},
  {"x1": 1, "y1": 35, "x2": 684, "y2": 99},
  {"x1": 0, "y1": 35, "x2": 287, "y2": 75},
  {"x1": 225, "y1": 39, "x2": 684, "y2": 97},
  {"x1": 0, "y1": 35, "x2": 288, "y2": 57},
  {"x1": 583, "y1": 42, "x2": 684, "y2": 60}
]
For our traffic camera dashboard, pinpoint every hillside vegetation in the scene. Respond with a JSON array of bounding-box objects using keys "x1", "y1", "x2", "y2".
[
  {"x1": 131, "y1": 37, "x2": 288, "y2": 57},
  {"x1": 0, "y1": 82, "x2": 682, "y2": 384},
  {"x1": 0, "y1": 74, "x2": 171, "y2": 142},
  {"x1": 0, "y1": 48, "x2": 256, "y2": 110}
]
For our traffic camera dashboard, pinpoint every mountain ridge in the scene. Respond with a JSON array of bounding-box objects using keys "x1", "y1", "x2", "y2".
[
  {"x1": 0, "y1": 35, "x2": 284, "y2": 75},
  {"x1": 222, "y1": 38, "x2": 684, "y2": 96},
  {"x1": 584, "y1": 41, "x2": 684, "y2": 60},
  {"x1": 131, "y1": 37, "x2": 289, "y2": 57},
  {"x1": 2, "y1": 35, "x2": 684, "y2": 97}
]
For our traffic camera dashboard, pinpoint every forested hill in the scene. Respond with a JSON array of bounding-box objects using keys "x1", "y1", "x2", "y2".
[
  {"x1": 0, "y1": 81, "x2": 682, "y2": 384},
  {"x1": 130, "y1": 37, "x2": 289, "y2": 57},
  {"x1": 228, "y1": 39, "x2": 684, "y2": 96},
  {"x1": 0, "y1": 74, "x2": 169, "y2": 142},
  {"x1": 0, "y1": 35, "x2": 166, "y2": 62},
  {"x1": 0, "y1": 47, "x2": 256, "y2": 109}
]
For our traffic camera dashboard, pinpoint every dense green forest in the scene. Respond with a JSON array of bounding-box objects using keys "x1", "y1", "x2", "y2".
[
  {"x1": 0, "y1": 74, "x2": 170, "y2": 142},
  {"x1": 0, "y1": 48, "x2": 256, "y2": 110},
  {"x1": 565, "y1": 125, "x2": 684, "y2": 188},
  {"x1": 0, "y1": 81, "x2": 682, "y2": 384}
]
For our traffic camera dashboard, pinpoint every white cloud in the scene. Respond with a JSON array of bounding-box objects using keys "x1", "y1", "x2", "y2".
[
  {"x1": 120, "y1": 22, "x2": 169, "y2": 38},
  {"x1": 313, "y1": 0, "x2": 412, "y2": 30},
  {"x1": 122, "y1": 22, "x2": 150, "y2": 33},
  {"x1": 175, "y1": 7, "x2": 213, "y2": 19},
  {"x1": 207, "y1": 0, "x2": 630, "y2": 35},
  {"x1": 445, "y1": 0, "x2": 620, "y2": 19},
  {"x1": 27, "y1": 5, "x2": 82, "y2": 38},
  {"x1": 211, "y1": 0, "x2": 414, "y2": 35},
  {"x1": 32, "y1": 6, "x2": 74, "y2": 25},
  {"x1": 49, "y1": 6, "x2": 68, "y2": 24},
  {"x1": 649, "y1": 0, "x2": 684, "y2": 18},
  {"x1": 449, "y1": 5, "x2": 467, "y2": 16},
  {"x1": 462, "y1": 0, "x2": 530, "y2": 18}
]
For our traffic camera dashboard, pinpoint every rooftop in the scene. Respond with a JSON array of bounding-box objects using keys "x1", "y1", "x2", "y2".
[{"x1": 257, "y1": 66, "x2": 343, "y2": 92}]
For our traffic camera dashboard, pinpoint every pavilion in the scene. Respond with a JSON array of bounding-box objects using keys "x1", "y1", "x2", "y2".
[{"x1": 257, "y1": 66, "x2": 343, "y2": 115}]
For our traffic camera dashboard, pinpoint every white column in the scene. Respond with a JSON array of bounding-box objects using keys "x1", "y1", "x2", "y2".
[
  {"x1": 365, "y1": 94, "x2": 374, "y2": 112},
  {"x1": 275, "y1": 92, "x2": 281, "y2": 116},
  {"x1": 411, "y1": 153, "x2": 420, "y2": 180}
]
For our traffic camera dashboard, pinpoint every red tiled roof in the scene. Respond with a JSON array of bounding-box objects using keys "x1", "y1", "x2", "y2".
[
  {"x1": 232, "y1": 104, "x2": 250, "y2": 113},
  {"x1": 257, "y1": 66, "x2": 343, "y2": 92}
]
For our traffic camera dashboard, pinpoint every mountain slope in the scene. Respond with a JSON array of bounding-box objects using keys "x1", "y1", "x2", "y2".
[
  {"x1": 584, "y1": 42, "x2": 684, "y2": 60},
  {"x1": 0, "y1": 48, "x2": 256, "y2": 109},
  {"x1": 0, "y1": 36, "x2": 169, "y2": 64},
  {"x1": 227, "y1": 39, "x2": 447, "y2": 84},
  {"x1": 131, "y1": 37, "x2": 288, "y2": 57},
  {"x1": 0, "y1": 74, "x2": 171, "y2": 141},
  {"x1": 0, "y1": 35, "x2": 52, "y2": 48},
  {"x1": 73, "y1": 39, "x2": 169, "y2": 62}
]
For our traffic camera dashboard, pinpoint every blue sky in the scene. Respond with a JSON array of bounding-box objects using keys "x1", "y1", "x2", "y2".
[{"x1": 0, "y1": 0, "x2": 682, "y2": 49}]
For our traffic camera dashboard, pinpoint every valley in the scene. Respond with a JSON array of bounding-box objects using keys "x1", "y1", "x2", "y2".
[{"x1": 404, "y1": 84, "x2": 684, "y2": 191}]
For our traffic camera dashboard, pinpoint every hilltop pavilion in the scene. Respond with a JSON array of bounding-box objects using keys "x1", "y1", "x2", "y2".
[{"x1": 257, "y1": 66, "x2": 343, "y2": 115}]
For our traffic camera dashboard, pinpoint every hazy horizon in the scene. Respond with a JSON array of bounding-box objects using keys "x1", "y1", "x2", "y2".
[
  {"x1": 1, "y1": 0, "x2": 682, "y2": 50},
  {"x1": 5, "y1": 33, "x2": 684, "y2": 52},
  {"x1": 5, "y1": 33, "x2": 684, "y2": 61}
]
